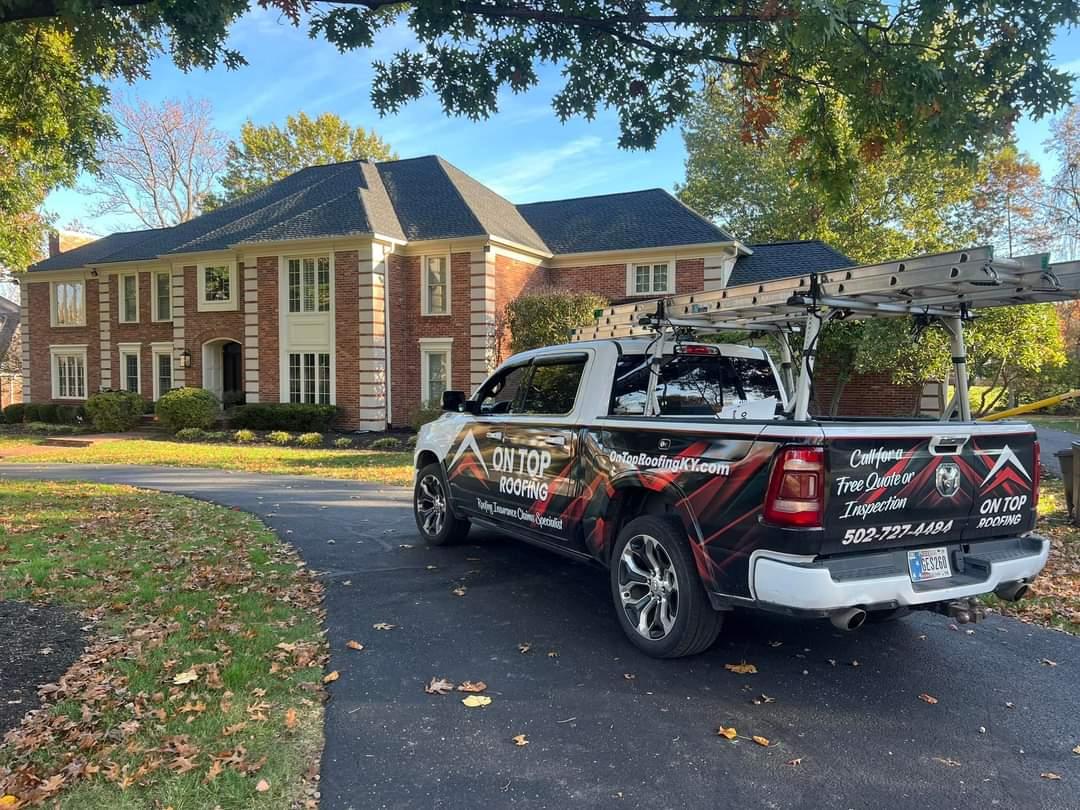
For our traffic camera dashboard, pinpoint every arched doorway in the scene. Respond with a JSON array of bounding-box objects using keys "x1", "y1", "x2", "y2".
[{"x1": 202, "y1": 339, "x2": 243, "y2": 405}]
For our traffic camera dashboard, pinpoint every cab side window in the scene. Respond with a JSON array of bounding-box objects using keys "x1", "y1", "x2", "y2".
[
  {"x1": 519, "y1": 357, "x2": 587, "y2": 416},
  {"x1": 476, "y1": 365, "x2": 529, "y2": 414}
]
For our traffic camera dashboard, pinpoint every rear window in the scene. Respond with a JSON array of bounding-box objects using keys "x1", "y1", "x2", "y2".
[{"x1": 610, "y1": 353, "x2": 781, "y2": 416}]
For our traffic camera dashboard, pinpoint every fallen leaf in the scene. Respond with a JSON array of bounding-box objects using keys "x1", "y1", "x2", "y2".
[
  {"x1": 768, "y1": 641, "x2": 783, "y2": 647},
  {"x1": 0, "y1": 797, "x2": 18, "y2": 808},
  {"x1": 256, "y1": 778, "x2": 271, "y2": 792},
  {"x1": 323, "y1": 670, "x2": 340, "y2": 684},
  {"x1": 1041, "y1": 659, "x2": 1058, "y2": 667},
  {"x1": 933, "y1": 757, "x2": 961, "y2": 767},
  {"x1": 787, "y1": 757, "x2": 803, "y2": 767},
  {"x1": 751, "y1": 694, "x2": 776, "y2": 705},
  {"x1": 345, "y1": 640, "x2": 364, "y2": 651},
  {"x1": 849, "y1": 660, "x2": 861, "y2": 667},
  {"x1": 518, "y1": 643, "x2": 532, "y2": 654},
  {"x1": 623, "y1": 673, "x2": 636, "y2": 680},
  {"x1": 204, "y1": 760, "x2": 224, "y2": 783},
  {"x1": 1041, "y1": 772, "x2": 1062, "y2": 780},
  {"x1": 462, "y1": 695, "x2": 492, "y2": 708},
  {"x1": 284, "y1": 708, "x2": 298, "y2": 730},
  {"x1": 457, "y1": 681, "x2": 487, "y2": 693},
  {"x1": 725, "y1": 662, "x2": 757, "y2": 675},
  {"x1": 425, "y1": 677, "x2": 455, "y2": 695},
  {"x1": 918, "y1": 693, "x2": 939, "y2": 705},
  {"x1": 170, "y1": 757, "x2": 197, "y2": 774},
  {"x1": 452, "y1": 586, "x2": 467, "y2": 597},
  {"x1": 1005, "y1": 701, "x2": 1015, "y2": 709},
  {"x1": 1072, "y1": 744, "x2": 1080, "y2": 755},
  {"x1": 547, "y1": 650, "x2": 559, "y2": 658},
  {"x1": 373, "y1": 622, "x2": 396, "y2": 631},
  {"x1": 172, "y1": 668, "x2": 198, "y2": 685},
  {"x1": 752, "y1": 735, "x2": 770, "y2": 747},
  {"x1": 512, "y1": 734, "x2": 529, "y2": 747},
  {"x1": 717, "y1": 726, "x2": 737, "y2": 740}
]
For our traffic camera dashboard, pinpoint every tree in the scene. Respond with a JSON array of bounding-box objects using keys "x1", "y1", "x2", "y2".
[
  {"x1": 208, "y1": 112, "x2": 396, "y2": 207},
  {"x1": 505, "y1": 290, "x2": 607, "y2": 355},
  {"x1": 1045, "y1": 103, "x2": 1080, "y2": 261},
  {"x1": 677, "y1": 84, "x2": 979, "y2": 264},
  {"x1": 2, "y1": 1, "x2": 1077, "y2": 196},
  {"x1": 87, "y1": 97, "x2": 227, "y2": 229},
  {"x1": 969, "y1": 145, "x2": 1052, "y2": 258}
]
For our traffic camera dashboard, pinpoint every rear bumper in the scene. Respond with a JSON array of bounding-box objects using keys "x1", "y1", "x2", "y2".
[{"x1": 751, "y1": 535, "x2": 1049, "y2": 613}]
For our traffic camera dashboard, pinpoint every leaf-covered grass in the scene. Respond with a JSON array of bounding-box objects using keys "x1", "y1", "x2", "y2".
[
  {"x1": 984, "y1": 477, "x2": 1080, "y2": 635},
  {"x1": 0, "y1": 480, "x2": 326, "y2": 808},
  {"x1": 0, "y1": 436, "x2": 414, "y2": 486}
]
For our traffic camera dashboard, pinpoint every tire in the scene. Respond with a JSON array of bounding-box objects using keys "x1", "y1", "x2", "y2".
[
  {"x1": 609, "y1": 514, "x2": 724, "y2": 658},
  {"x1": 866, "y1": 607, "x2": 910, "y2": 624},
  {"x1": 414, "y1": 463, "x2": 470, "y2": 546}
]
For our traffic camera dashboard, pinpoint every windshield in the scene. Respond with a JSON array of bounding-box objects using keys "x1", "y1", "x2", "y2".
[{"x1": 610, "y1": 353, "x2": 781, "y2": 417}]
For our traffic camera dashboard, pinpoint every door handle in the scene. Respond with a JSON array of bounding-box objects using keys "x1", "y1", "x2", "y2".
[
  {"x1": 485, "y1": 430, "x2": 503, "y2": 441},
  {"x1": 544, "y1": 435, "x2": 567, "y2": 447}
]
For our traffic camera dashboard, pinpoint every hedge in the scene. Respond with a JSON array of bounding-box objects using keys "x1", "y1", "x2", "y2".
[
  {"x1": 229, "y1": 403, "x2": 340, "y2": 432},
  {"x1": 2, "y1": 403, "x2": 25, "y2": 424},
  {"x1": 3, "y1": 403, "x2": 85, "y2": 425},
  {"x1": 84, "y1": 391, "x2": 144, "y2": 432},
  {"x1": 156, "y1": 388, "x2": 221, "y2": 432}
]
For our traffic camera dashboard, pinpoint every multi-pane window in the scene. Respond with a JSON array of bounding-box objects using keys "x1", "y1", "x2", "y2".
[
  {"x1": 288, "y1": 352, "x2": 331, "y2": 404},
  {"x1": 632, "y1": 263, "x2": 672, "y2": 295},
  {"x1": 53, "y1": 351, "x2": 86, "y2": 399},
  {"x1": 204, "y1": 265, "x2": 231, "y2": 302},
  {"x1": 287, "y1": 257, "x2": 331, "y2": 313},
  {"x1": 122, "y1": 352, "x2": 140, "y2": 393},
  {"x1": 423, "y1": 255, "x2": 450, "y2": 315},
  {"x1": 120, "y1": 274, "x2": 138, "y2": 322},
  {"x1": 52, "y1": 281, "x2": 85, "y2": 326},
  {"x1": 420, "y1": 341, "x2": 452, "y2": 407},
  {"x1": 154, "y1": 272, "x2": 172, "y2": 321},
  {"x1": 155, "y1": 350, "x2": 173, "y2": 400}
]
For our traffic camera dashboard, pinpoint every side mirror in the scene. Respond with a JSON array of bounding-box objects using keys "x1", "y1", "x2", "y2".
[{"x1": 441, "y1": 390, "x2": 467, "y2": 412}]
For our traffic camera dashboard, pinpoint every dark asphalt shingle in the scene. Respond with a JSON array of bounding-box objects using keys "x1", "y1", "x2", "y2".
[{"x1": 728, "y1": 240, "x2": 852, "y2": 287}]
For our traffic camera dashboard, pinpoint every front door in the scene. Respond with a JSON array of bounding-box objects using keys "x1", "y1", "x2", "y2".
[{"x1": 222, "y1": 342, "x2": 242, "y2": 404}]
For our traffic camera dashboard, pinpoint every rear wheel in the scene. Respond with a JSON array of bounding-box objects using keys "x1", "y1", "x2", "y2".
[
  {"x1": 609, "y1": 515, "x2": 723, "y2": 658},
  {"x1": 414, "y1": 463, "x2": 470, "y2": 546}
]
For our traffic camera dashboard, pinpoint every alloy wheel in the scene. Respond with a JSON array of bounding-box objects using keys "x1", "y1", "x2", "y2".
[
  {"x1": 416, "y1": 474, "x2": 447, "y2": 537},
  {"x1": 617, "y1": 534, "x2": 679, "y2": 640}
]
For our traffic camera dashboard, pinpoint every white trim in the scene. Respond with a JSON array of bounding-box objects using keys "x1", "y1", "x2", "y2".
[
  {"x1": 421, "y1": 254, "x2": 452, "y2": 316},
  {"x1": 277, "y1": 253, "x2": 337, "y2": 406},
  {"x1": 49, "y1": 280, "x2": 87, "y2": 327},
  {"x1": 117, "y1": 342, "x2": 142, "y2": 394},
  {"x1": 547, "y1": 241, "x2": 737, "y2": 268},
  {"x1": 419, "y1": 337, "x2": 454, "y2": 407},
  {"x1": 626, "y1": 259, "x2": 675, "y2": 297},
  {"x1": 151, "y1": 342, "x2": 174, "y2": 401},
  {"x1": 118, "y1": 272, "x2": 140, "y2": 323},
  {"x1": 283, "y1": 253, "x2": 333, "y2": 315},
  {"x1": 152, "y1": 271, "x2": 172, "y2": 322},
  {"x1": 49, "y1": 345, "x2": 89, "y2": 400},
  {"x1": 197, "y1": 262, "x2": 238, "y2": 312}
]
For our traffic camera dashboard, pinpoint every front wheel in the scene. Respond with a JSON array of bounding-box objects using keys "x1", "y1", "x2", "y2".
[
  {"x1": 414, "y1": 463, "x2": 470, "y2": 546},
  {"x1": 609, "y1": 515, "x2": 723, "y2": 658}
]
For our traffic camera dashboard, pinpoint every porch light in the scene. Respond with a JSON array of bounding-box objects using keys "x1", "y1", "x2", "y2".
[{"x1": 179, "y1": 349, "x2": 192, "y2": 369}]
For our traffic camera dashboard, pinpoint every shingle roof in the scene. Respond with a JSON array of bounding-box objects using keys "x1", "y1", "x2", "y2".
[
  {"x1": 516, "y1": 189, "x2": 733, "y2": 254},
  {"x1": 727, "y1": 240, "x2": 852, "y2": 287}
]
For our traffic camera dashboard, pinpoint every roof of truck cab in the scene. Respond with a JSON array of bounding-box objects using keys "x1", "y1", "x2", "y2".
[{"x1": 502, "y1": 338, "x2": 769, "y2": 366}]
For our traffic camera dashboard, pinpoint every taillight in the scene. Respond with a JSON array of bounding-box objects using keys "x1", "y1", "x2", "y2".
[
  {"x1": 763, "y1": 446, "x2": 825, "y2": 528},
  {"x1": 1032, "y1": 440, "x2": 1041, "y2": 509}
]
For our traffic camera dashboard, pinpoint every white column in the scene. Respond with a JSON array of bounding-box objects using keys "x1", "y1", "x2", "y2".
[
  {"x1": 469, "y1": 247, "x2": 497, "y2": 389},
  {"x1": 171, "y1": 266, "x2": 186, "y2": 387},
  {"x1": 356, "y1": 244, "x2": 388, "y2": 430},
  {"x1": 242, "y1": 263, "x2": 260, "y2": 403},
  {"x1": 98, "y1": 276, "x2": 111, "y2": 390}
]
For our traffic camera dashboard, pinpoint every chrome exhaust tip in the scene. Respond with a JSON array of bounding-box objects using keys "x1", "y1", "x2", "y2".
[
  {"x1": 830, "y1": 607, "x2": 867, "y2": 632},
  {"x1": 994, "y1": 581, "x2": 1031, "y2": 602}
]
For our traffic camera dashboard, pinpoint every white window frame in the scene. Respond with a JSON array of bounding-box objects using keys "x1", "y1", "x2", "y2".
[
  {"x1": 197, "y1": 262, "x2": 237, "y2": 312},
  {"x1": 286, "y1": 255, "x2": 333, "y2": 315},
  {"x1": 50, "y1": 280, "x2": 87, "y2": 327},
  {"x1": 420, "y1": 337, "x2": 453, "y2": 407},
  {"x1": 286, "y1": 351, "x2": 333, "y2": 405},
  {"x1": 117, "y1": 342, "x2": 141, "y2": 395},
  {"x1": 118, "y1": 273, "x2": 140, "y2": 324},
  {"x1": 49, "y1": 345, "x2": 88, "y2": 400},
  {"x1": 151, "y1": 342, "x2": 174, "y2": 400},
  {"x1": 153, "y1": 271, "x2": 172, "y2": 322},
  {"x1": 421, "y1": 254, "x2": 452, "y2": 316},
  {"x1": 627, "y1": 261, "x2": 676, "y2": 297}
]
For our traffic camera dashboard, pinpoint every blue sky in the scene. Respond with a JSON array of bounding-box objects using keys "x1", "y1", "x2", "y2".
[{"x1": 46, "y1": 11, "x2": 1080, "y2": 235}]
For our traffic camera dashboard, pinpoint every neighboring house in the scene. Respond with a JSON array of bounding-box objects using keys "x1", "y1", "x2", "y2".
[
  {"x1": 22, "y1": 155, "x2": 852, "y2": 429},
  {"x1": 0, "y1": 295, "x2": 21, "y2": 407}
]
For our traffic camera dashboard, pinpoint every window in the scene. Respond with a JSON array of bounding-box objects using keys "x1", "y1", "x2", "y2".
[
  {"x1": 519, "y1": 356, "x2": 588, "y2": 416},
  {"x1": 50, "y1": 347, "x2": 87, "y2": 400},
  {"x1": 118, "y1": 344, "x2": 140, "y2": 394},
  {"x1": 152, "y1": 344, "x2": 173, "y2": 400},
  {"x1": 422, "y1": 255, "x2": 450, "y2": 315},
  {"x1": 475, "y1": 364, "x2": 529, "y2": 415},
  {"x1": 630, "y1": 262, "x2": 673, "y2": 296},
  {"x1": 287, "y1": 257, "x2": 331, "y2": 313},
  {"x1": 420, "y1": 339, "x2": 452, "y2": 406},
  {"x1": 204, "y1": 266, "x2": 230, "y2": 302},
  {"x1": 610, "y1": 353, "x2": 781, "y2": 416},
  {"x1": 154, "y1": 272, "x2": 172, "y2": 321},
  {"x1": 288, "y1": 352, "x2": 331, "y2": 404},
  {"x1": 51, "y1": 281, "x2": 86, "y2": 326},
  {"x1": 119, "y1": 274, "x2": 139, "y2": 322}
]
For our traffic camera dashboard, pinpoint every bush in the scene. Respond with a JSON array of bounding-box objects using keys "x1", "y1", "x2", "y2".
[
  {"x1": 267, "y1": 431, "x2": 293, "y2": 446},
  {"x1": 24, "y1": 422, "x2": 79, "y2": 435},
  {"x1": 23, "y1": 403, "x2": 59, "y2": 424},
  {"x1": 504, "y1": 288, "x2": 608, "y2": 354},
  {"x1": 409, "y1": 407, "x2": 444, "y2": 432},
  {"x1": 297, "y1": 432, "x2": 323, "y2": 447},
  {"x1": 55, "y1": 404, "x2": 86, "y2": 425},
  {"x1": 156, "y1": 388, "x2": 221, "y2": 432},
  {"x1": 229, "y1": 403, "x2": 340, "y2": 432},
  {"x1": 3, "y1": 403, "x2": 25, "y2": 424},
  {"x1": 85, "y1": 391, "x2": 144, "y2": 432},
  {"x1": 175, "y1": 427, "x2": 208, "y2": 441},
  {"x1": 370, "y1": 436, "x2": 400, "y2": 450},
  {"x1": 404, "y1": 435, "x2": 417, "y2": 448},
  {"x1": 333, "y1": 437, "x2": 353, "y2": 449},
  {"x1": 234, "y1": 429, "x2": 256, "y2": 443}
]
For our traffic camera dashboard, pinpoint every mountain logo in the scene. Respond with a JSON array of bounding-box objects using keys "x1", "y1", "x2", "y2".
[
  {"x1": 448, "y1": 430, "x2": 488, "y2": 476},
  {"x1": 975, "y1": 445, "x2": 1031, "y2": 492}
]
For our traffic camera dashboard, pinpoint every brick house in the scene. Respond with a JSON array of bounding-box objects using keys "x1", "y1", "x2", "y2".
[{"x1": 21, "y1": 155, "x2": 855, "y2": 429}]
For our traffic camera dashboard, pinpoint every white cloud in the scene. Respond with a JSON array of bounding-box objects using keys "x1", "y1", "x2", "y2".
[{"x1": 476, "y1": 136, "x2": 607, "y2": 199}]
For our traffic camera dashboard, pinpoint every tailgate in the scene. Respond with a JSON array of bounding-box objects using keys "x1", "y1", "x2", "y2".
[{"x1": 820, "y1": 424, "x2": 1038, "y2": 555}]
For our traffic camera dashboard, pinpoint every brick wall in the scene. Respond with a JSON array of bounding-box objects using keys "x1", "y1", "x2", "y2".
[
  {"x1": 493, "y1": 254, "x2": 547, "y2": 364},
  {"x1": 547, "y1": 257, "x2": 705, "y2": 302},
  {"x1": 182, "y1": 266, "x2": 245, "y2": 391},
  {"x1": 109, "y1": 271, "x2": 171, "y2": 397},
  {"x1": 812, "y1": 363, "x2": 922, "y2": 417},
  {"x1": 334, "y1": 250, "x2": 361, "y2": 429},
  {"x1": 26, "y1": 279, "x2": 101, "y2": 403},
  {"x1": 257, "y1": 257, "x2": 279, "y2": 403}
]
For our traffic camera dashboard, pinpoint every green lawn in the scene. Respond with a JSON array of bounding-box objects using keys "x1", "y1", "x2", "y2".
[
  {"x1": 1023, "y1": 416, "x2": 1080, "y2": 435},
  {"x1": 0, "y1": 480, "x2": 326, "y2": 808},
  {"x1": 0, "y1": 436, "x2": 414, "y2": 487}
]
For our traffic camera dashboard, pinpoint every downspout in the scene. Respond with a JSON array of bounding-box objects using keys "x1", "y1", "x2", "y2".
[{"x1": 382, "y1": 244, "x2": 393, "y2": 430}]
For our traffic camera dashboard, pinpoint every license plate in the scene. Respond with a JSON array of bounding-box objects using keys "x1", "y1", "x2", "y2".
[{"x1": 907, "y1": 547, "x2": 952, "y2": 582}]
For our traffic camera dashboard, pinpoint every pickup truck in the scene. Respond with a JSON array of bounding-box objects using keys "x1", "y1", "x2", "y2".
[{"x1": 412, "y1": 337, "x2": 1047, "y2": 658}]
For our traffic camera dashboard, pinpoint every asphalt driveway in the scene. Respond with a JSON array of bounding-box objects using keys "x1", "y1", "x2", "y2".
[{"x1": 2, "y1": 464, "x2": 1077, "y2": 809}]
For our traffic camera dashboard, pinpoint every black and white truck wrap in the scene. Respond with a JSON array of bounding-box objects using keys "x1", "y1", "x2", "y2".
[{"x1": 412, "y1": 338, "x2": 1048, "y2": 658}]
